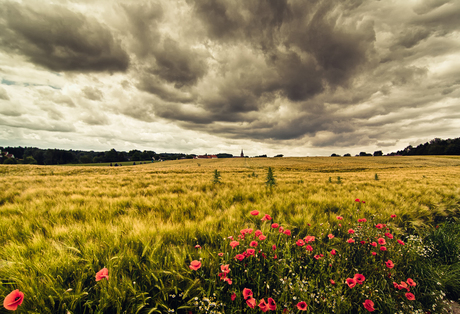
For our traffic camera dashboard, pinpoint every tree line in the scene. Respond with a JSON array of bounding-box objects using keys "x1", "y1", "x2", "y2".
[
  {"x1": 0, "y1": 147, "x2": 197, "y2": 165},
  {"x1": 387, "y1": 137, "x2": 460, "y2": 156}
]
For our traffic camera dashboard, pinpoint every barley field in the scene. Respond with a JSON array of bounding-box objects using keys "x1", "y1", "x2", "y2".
[{"x1": 1, "y1": 156, "x2": 460, "y2": 313}]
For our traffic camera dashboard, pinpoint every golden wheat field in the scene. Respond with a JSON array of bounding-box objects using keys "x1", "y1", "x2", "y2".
[{"x1": 1, "y1": 156, "x2": 460, "y2": 313}]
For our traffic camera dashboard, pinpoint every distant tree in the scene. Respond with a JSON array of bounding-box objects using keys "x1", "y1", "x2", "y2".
[
  {"x1": 93, "y1": 156, "x2": 103, "y2": 163},
  {"x1": 344, "y1": 153, "x2": 351, "y2": 157},
  {"x1": 24, "y1": 156, "x2": 37, "y2": 164},
  {"x1": 131, "y1": 152, "x2": 141, "y2": 161},
  {"x1": 105, "y1": 149, "x2": 119, "y2": 162},
  {"x1": 274, "y1": 154, "x2": 284, "y2": 158},
  {"x1": 79, "y1": 155, "x2": 92, "y2": 163},
  {"x1": 3, "y1": 158, "x2": 17, "y2": 164},
  {"x1": 331, "y1": 153, "x2": 340, "y2": 157},
  {"x1": 255, "y1": 154, "x2": 267, "y2": 158},
  {"x1": 266, "y1": 167, "x2": 276, "y2": 188},
  {"x1": 212, "y1": 169, "x2": 221, "y2": 184},
  {"x1": 216, "y1": 153, "x2": 233, "y2": 158},
  {"x1": 141, "y1": 151, "x2": 151, "y2": 160},
  {"x1": 359, "y1": 152, "x2": 368, "y2": 156},
  {"x1": 373, "y1": 151, "x2": 383, "y2": 156}
]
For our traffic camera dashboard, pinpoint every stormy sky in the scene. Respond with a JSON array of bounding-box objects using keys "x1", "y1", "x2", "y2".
[{"x1": 0, "y1": 0, "x2": 459, "y2": 156}]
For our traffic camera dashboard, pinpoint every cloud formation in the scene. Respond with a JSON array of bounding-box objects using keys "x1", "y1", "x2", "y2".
[{"x1": 0, "y1": 0, "x2": 459, "y2": 155}]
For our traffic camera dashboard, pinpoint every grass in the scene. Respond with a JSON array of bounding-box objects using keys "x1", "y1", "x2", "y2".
[{"x1": 0, "y1": 156, "x2": 460, "y2": 313}]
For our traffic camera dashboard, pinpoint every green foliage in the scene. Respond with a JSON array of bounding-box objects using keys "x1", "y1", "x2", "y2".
[
  {"x1": 24, "y1": 156, "x2": 38, "y2": 164},
  {"x1": 266, "y1": 167, "x2": 276, "y2": 188},
  {"x1": 375, "y1": 173, "x2": 379, "y2": 180},
  {"x1": 212, "y1": 170, "x2": 221, "y2": 184},
  {"x1": 3, "y1": 158, "x2": 17, "y2": 164},
  {"x1": 337, "y1": 176, "x2": 341, "y2": 184}
]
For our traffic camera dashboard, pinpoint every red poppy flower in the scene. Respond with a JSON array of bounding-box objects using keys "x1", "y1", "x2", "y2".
[
  {"x1": 243, "y1": 288, "x2": 253, "y2": 300},
  {"x1": 399, "y1": 281, "x2": 408, "y2": 290},
  {"x1": 346, "y1": 278, "x2": 356, "y2": 288},
  {"x1": 258, "y1": 299, "x2": 269, "y2": 312},
  {"x1": 271, "y1": 223, "x2": 279, "y2": 228},
  {"x1": 358, "y1": 218, "x2": 367, "y2": 223},
  {"x1": 348, "y1": 229, "x2": 355, "y2": 234},
  {"x1": 231, "y1": 292, "x2": 236, "y2": 301},
  {"x1": 221, "y1": 264, "x2": 230, "y2": 273},
  {"x1": 328, "y1": 234, "x2": 334, "y2": 239},
  {"x1": 371, "y1": 252, "x2": 377, "y2": 256},
  {"x1": 189, "y1": 261, "x2": 201, "y2": 271},
  {"x1": 259, "y1": 235, "x2": 267, "y2": 241},
  {"x1": 384, "y1": 232, "x2": 394, "y2": 239},
  {"x1": 354, "y1": 273, "x2": 365, "y2": 284},
  {"x1": 261, "y1": 214, "x2": 272, "y2": 221},
  {"x1": 247, "y1": 228, "x2": 253, "y2": 234},
  {"x1": 405, "y1": 293, "x2": 415, "y2": 301},
  {"x1": 363, "y1": 299, "x2": 375, "y2": 312},
  {"x1": 397, "y1": 239, "x2": 405, "y2": 245},
  {"x1": 224, "y1": 277, "x2": 232, "y2": 285},
  {"x1": 362, "y1": 201, "x2": 366, "y2": 204},
  {"x1": 296, "y1": 301, "x2": 308, "y2": 311},
  {"x1": 407, "y1": 278, "x2": 416, "y2": 287},
  {"x1": 279, "y1": 226, "x2": 284, "y2": 233},
  {"x1": 375, "y1": 224, "x2": 383, "y2": 229},
  {"x1": 234, "y1": 254, "x2": 245, "y2": 261},
  {"x1": 3, "y1": 289, "x2": 24, "y2": 311},
  {"x1": 218, "y1": 252, "x2": 224, "y2": 257},
  {"x1": 314, "y1": 254, "x2": 322, "y2": 260},
  {"x1": 230, "y1": 241, "x2": 240, "y2": 249},
  {"x1": 255, "y1": 230, "x2": 263, "y2": 237},
  {"x1": 330, "y1": 279, "x2": 335, "y2": 285},
  {"x1": 336, "y1": 216, "x2": 343, "y2": 220},
  {"x1": 246, "y1": 297, "x2": 256, "y2": 308},
  {"x1": 380, "y1": 246, "x2": 387, "y2": 251},
  {"x1": 250, "y1": 241, "x2": 258, "y2": 247},
  {"x1": 360, "y1": 241, "x2": 366, "y2": 245},
  {"x1": 195, "y1": 245, "x2": 201, "y2": 249},
  {"x1": 305, "y1": 245, "x2": 313, "y2": 252},
  {"x1": 347, "y1": 238, "x2": 355, "y2": 243},
  {"x1": 370, "y1": 242, "x2": 377, "y2": 247},
  {"x1": 385, "y1": 260, "x2": 394, "y2": 269},
  {"x1": 377, "y1": 238, "x2": 386, "y2": 245},
  {"x1": 96, "y1": 267, "x2": 109, "y2": 281},
  {"x1": 393, "y1": 282, "x2": 402, "y2": 289},
  {"x1": 268, "y1": 298, "x2": 276, "y2": 311},
  {"x1": 283, "y1": 229, "x2": 291, "y2": 236},
  {"x1": 250, "y1": 210, "x2": 260, "y2": 216},
  {"x1": 246, "y1": 248, "x2": 256, "y2": 256},
  {"x1": 355, "y1": 198, "x2": 360, "y2": 202},
  {"x1": 304, "y1": 235, "x2": 316, "y2": 242},
  {"x1": 391, "y1": 214, "x2": 397, "y2": 218},
  {"x1": 330, "y1": 249, "x2": 336, "y2": 255},
  {"x1": 296, "y1": 239, "x2": 305, "y2": 247},
  {"x1": 272, "y1": 244, "x2": 276, "y2": 251}
]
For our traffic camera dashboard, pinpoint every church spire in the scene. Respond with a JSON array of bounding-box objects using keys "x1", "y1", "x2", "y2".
[{"x1": 241, "y1": 149, "x2": 244, "y2": 157}]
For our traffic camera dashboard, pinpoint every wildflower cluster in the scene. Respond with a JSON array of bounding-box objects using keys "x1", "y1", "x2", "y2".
[{"x1": 185, "y1": 200, "x2": 448, "y2": 313}]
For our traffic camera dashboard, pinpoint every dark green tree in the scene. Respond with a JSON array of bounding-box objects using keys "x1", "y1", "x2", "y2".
[
  {"x1": 266, "y1": 167, "x2": 276, "y2": 188},
  {"x1": 213, "y1": 170, "x2": 221, "y2": 184}
]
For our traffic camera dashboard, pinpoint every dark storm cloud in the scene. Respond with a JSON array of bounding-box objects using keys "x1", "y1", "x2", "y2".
[
  {"x1": 0, "y1": 1, "x2": 129, "y2": 72},
  {"x1": 146, "y1": 0, "x2": 376, "y2": 125},
  {"x1": 2, "y1": 0, "x2": 459, "y2": 153}
]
